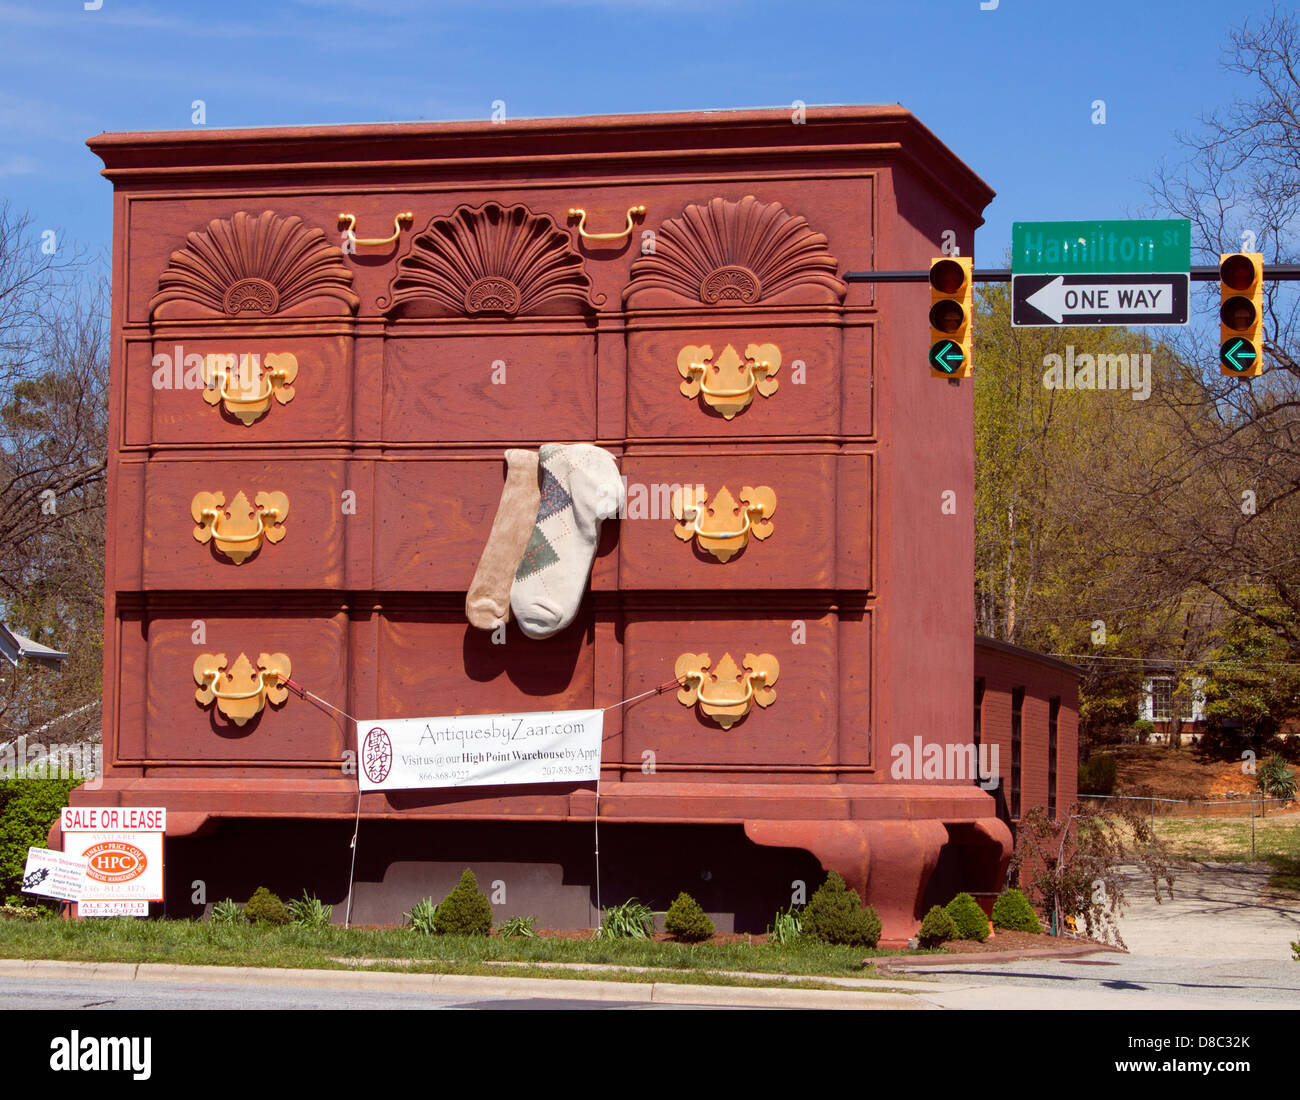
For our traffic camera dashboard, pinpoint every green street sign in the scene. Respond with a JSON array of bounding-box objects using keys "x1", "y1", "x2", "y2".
[
  {"x1": 1012, "y1": 219, "x2": 1190, "y2": 275},
  {"x1": 1220, "y1": 337, "x2": 1259, "y2": 373},
  {"x1": 929, "y1": 340, "x2": 965, "y2": 374}
]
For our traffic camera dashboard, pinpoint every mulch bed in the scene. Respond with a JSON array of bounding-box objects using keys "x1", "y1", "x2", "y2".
[
  {"x1": 529, "y1": 929, "x2": 766, "y2": 944},
  {"x1": 937, "y1": 930, "x2": 1070, "y2": 953}
]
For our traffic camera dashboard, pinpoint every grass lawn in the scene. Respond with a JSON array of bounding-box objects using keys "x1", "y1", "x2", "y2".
[
  {"x1": 1154, "y1": 814, "x2": 1300, "y2": 894},
  {"x1": 0, "y1": 916, "x2": 913, "y2": 987}
]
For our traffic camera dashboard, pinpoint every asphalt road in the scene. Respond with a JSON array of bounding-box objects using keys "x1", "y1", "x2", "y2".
[{"x1": 0, "y1": 974, "x2": 678, "y2": 1010}]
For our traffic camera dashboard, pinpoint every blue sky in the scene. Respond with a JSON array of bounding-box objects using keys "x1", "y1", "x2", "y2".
[{"x1": 0, "y1": 0, "x2": 1278, "y2": 264}]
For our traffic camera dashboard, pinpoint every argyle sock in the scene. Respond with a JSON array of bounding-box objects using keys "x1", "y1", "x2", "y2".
[
  {"x1": 510, "y1": 443, "x2": 624, "y2": 639},
  {"x1": 466, "y1": 449, "x2": 541, "y2": 629}
]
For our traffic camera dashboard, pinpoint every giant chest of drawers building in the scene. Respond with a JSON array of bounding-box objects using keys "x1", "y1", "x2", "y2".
[{"x1": 74, "y1": 108, "x2": 1008, "y2": 939}]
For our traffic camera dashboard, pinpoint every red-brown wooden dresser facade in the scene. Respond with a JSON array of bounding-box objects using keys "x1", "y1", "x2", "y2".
[{"x1": 68, "y1": 108, "x2": 1007, "y2": 940}]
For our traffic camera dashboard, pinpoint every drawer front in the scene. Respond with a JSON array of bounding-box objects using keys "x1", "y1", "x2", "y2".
[
  {"x1": 625, "y1": 324, "x2": 859, "y2": 439},
  {"x1": 133, "y1": 608, "x2": 348, "y2": 764},
  {"x1": 619, "y1": 611, "x2": 869, "y2": 771},
  {"x1": 135, "y1": 457, "x2": 348, "y2": 590},
  {"x1": 122, "y1": 181, "x2": 871, "y2": 326},
  {"x1": 618, "y1": 451, "x2": 871, "y2": 591},
  {"x1": 381, "y1": 333, "x2": 597, "y2": 443},
  {"x1": 359, "y1": 611, "x2": 597, "y2": 719},
  {"x1": 127, "y1": 333, "x2": 353, "y2": 446}
]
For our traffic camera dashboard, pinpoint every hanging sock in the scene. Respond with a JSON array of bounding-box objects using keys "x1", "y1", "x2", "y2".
[
  {"x1": 465, "y1": 449, "x2": 541, "y2": 629},
  {"x1": 511, "y1": 443, "x2": 624, "y2": 639}
]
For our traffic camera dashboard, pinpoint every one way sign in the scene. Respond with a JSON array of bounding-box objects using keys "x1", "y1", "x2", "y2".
[{"x1": 1012, "y1": 273, "x2": 1189, "y2": 327}]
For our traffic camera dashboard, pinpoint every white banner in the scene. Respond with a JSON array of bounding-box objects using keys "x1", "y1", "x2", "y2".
[
  {"x1": 356, "y1": 709, "x2": 603, "y2": 792},
  {"x1": 21, "y1": 847, "x2": 88, "y2": 902}
]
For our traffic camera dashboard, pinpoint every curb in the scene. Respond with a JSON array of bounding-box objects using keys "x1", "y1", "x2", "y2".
[
  {"x1": 876, "y1": 942, "x2": 1124, "y2": 969},
  {"x1": 0, "y1": 958, "x2": 926, "y2": 1010}
]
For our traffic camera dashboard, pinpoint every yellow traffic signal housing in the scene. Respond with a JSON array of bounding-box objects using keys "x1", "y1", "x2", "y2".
[
  {"x1": 1219, "y1": 252, "x2": 1263, "y2": 377},
  {"x1": 929, "y1": 256, "x2": 973, "y2": 378}
]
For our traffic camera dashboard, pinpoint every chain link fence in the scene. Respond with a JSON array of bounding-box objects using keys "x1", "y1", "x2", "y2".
[{"x1": 1079, "y1": 793, "x2": 1299, "y2": 865}]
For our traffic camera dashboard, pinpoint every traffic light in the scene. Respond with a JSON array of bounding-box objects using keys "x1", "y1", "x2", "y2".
[
  {"x1": 1219, "y1": 252, "x2": 1263, "y2": 377},
  {"x1": 929, "y1": 256, "x2": 973, "y2": 378}
]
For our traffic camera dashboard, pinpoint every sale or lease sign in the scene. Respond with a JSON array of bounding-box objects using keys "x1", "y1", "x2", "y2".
[
  {"x1": 62, "y1": 806, "x2": 165, "y2": 915},
  {"x1": 21, "y1": 847, "x2": 89, "y2": 902}
]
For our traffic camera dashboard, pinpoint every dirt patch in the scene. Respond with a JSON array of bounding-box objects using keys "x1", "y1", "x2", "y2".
[{"x1": 1109, "y1": 745, "x2": 1258, "y2": 800}]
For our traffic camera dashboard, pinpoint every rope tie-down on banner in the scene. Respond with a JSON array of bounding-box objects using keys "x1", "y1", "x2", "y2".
[{"x1": 272, "y1": 673, "x2": 688, "y2": 929}]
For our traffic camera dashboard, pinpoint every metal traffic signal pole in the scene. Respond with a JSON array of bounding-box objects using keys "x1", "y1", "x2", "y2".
[{"x1": 843, "y1": 265, "x2": 1300, "y2": 283}]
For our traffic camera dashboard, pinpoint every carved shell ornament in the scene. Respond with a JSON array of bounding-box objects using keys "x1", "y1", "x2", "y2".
[
  {"x1": 150, "y1": 211, "x2": 359, "y2": 320},
  {"x1": 385, "y1": 202, "x2": 602, "y2": 317},
  {"x1": 623, "y1": 195, "x2": 846, "y2": 309}
]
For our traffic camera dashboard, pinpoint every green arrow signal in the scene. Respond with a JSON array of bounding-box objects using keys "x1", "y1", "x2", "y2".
[
  {"x1": 929, "y1": 340, "x2": 965, "y2": 374},
  {"x1": 1220, "y1": 337, "x2": 1259, "y2": 373}
]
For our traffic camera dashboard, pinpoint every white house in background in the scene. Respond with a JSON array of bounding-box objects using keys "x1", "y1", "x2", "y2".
[
  {"x1": 0, "y1": 622, "x2": 67, "y2": 668},
  {"x1": 1139, "y1": 673, "x2": 1207, "y2": 743}
]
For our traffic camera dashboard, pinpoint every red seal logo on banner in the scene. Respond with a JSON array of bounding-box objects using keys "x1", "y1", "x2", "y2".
[
  {"x1": 84, "y1": 842, "x2": 147, "y2": 883},
  {"x1": 361, "y1": 726, "x2": 392, "y2": 784}
]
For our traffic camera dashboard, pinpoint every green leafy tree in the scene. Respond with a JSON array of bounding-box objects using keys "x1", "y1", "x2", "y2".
[{"x1": 1197, "y1": 594, "x2": 1300, "y2": 759}]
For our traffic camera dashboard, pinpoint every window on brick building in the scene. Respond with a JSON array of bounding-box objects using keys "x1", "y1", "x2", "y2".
[
  {"x1": 1011, "y1": 687, "x2": 1024, "y2": 819},
  {"x1": 1048, "y1": 696, "x2": 1060, "y2": 820}
]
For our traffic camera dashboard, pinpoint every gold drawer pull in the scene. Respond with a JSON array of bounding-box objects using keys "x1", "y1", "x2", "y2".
[
  {"x1": 675, "y1": 652, "x2": 779, "y2": 730},
  {"x1": 568, "y1": 205, "x2": 645, "y2": 243},
  {"x1": 677, "y1": 343, "x2": 781, "y2": 420},
  {"x1": 338, "y1": 211, "x2": 413, "y2": 248},
  {"x1": 192, "y1": 490, "x2": 289, "y2": 565},
  {"x1": 671, "y1": 485, "x2": 775, "y2": 562},
  {"x1": 695, "y1": 371, "x2": 758, "y2": 401},
  {"x1": 202, "y1": 352, "x2": 297, "y2": 426},
  {"x1": 194, "y1": 652, "x2": 292, "y2": 727}
]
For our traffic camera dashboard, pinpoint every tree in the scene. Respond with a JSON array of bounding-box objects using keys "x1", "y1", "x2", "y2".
[
  {"x1": 1010, "y1": 803, "x2": 1175, "y2": 948},
  {"x1": 1142, "y1": 6, "x2": 1300, "y2": 658},
  {"x1": 1196, "y1": 591, "x2": 1300, "y2": 759},
  {"x1": 0, "y1": 203, "x2": 107, "y2": 748}
]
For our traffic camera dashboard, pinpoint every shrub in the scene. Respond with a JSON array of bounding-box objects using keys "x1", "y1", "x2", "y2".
[
  {"x1": 406, "y1": 897, "x2": 439, "y2": 934},
  {"x1": 598, "y1": 898, "x2": 655, "y2": 939},
  {"x1": 991, "y1": 887, "x2": 1041, "y2": 933},
  {"x1": 917, "y1": 905, "x2": 958, "y2": 948},
  {"x1": 435, "y1": 869, "x2": 493, "y2": 936},
  {"x1": 499, "y1": 915, "x2": 538, "y2": 938},
  {"x1": 664, "y1": 892, "x2": 714, "y2": 942},
  {"x1": 1132, "y1": 719, "x2": 1154, "y2": 744},
  {"x1": 803, "y1": 872, "x2": 882, "y2": 948},
  {"x1": 944, "y1": 892, "x2": 989, "y2": 942},
  {"x1": 209, "y1": 898, "x2": 243, "y2": 925},
  {"x1": 0, "y1": 773, "x2": 83, "y2": 903},
  {"x1": 1078, "y1": 754, "x2": 1117, "y2": 795},
  {"x1": 287, "y1": 891, "x2": 332, "y2": 930},
  {"x1": 1258, "y1": 755, "x2": 1297, "y2": 801},
  {"x1": 0, "y1": 903, "x2": 42, "y2": 921},
  {"x1": 243, "y1": 887, "x2": 290, "y2": 926}
]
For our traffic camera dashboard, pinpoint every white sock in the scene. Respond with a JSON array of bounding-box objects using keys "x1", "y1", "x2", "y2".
[{"x1": 510, "y1": 443, "x2": 624, "y2": 639}]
